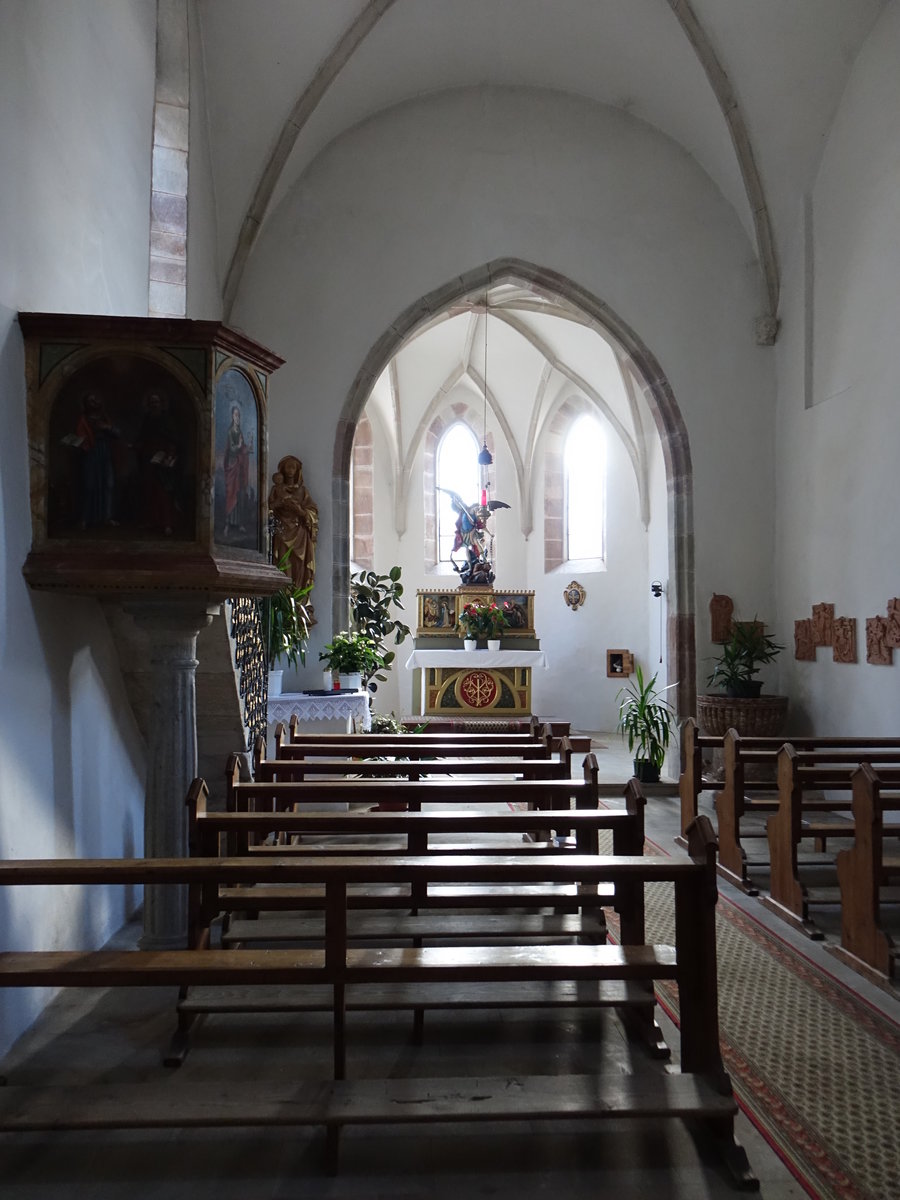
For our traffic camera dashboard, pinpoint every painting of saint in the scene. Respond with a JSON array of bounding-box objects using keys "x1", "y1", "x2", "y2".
[
  {"x1": 47, "y1": 356, "x2": 196, "y2": 541},
  {"x1": 214, "y1": 368, "x2": 259, "y2": 549}
]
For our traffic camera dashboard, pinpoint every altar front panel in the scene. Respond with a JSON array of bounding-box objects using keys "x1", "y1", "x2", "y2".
[
  {"x1": 405, "y1": 649, "x2": 547, "y2": 717},
  {"x1": 426, "y1": 665, "x2": 530, "y2": 716}
]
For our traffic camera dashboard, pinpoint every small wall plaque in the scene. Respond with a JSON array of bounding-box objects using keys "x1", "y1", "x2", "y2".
[
  {"x1": 812, "y1": 603, "x2": 835, "y2": 647},
  {"x1": 886, "y1": 598, "x2": 900, "y2": 648},
  {"x1": 866, "y1": 616, "x2": 893, "y2": 665},
  {"x1": 564, "y1": 580, "x2": 586, "y2": 611},
  {"x1": 794, "y1": 619, "x2": 816, "y2": 661},
  {"x1": 709, "y1": 594, "x2": 734, "y2": 643},
  {"x1": 832, "y1": 616, "x2": 857, "y2": 663}
]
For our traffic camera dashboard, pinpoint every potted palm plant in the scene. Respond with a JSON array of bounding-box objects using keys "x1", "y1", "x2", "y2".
[
  {"x1": 616, "y1": 664, "x2": 676, "y2": 783},
  {"x1": 707, "y1": 620, "x2": 783, "y2": 698},
  {"x1": 699, "y1": 618, "x2": 787, "y2": 737}
]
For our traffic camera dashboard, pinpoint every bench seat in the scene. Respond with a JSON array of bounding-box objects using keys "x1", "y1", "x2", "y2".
[
  {"x1": 0, "y1": 943, "x2": 676, "y2": 987},
  {"x1": 0, "y1": 1071, "x2": 737, "y2": 1131},
  {"x1": 217, "y1": 882, "x2": 615, "y2": 912},
  {"x1": 176, "y1": 978, "x2": 649, "y2": 1015},
  {"x1": 222, "y1": 911, "x2": 603, "y2": 945}
]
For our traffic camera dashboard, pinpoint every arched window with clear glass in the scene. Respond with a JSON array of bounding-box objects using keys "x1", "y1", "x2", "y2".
[
  {"x1": 437, "y1": 422, "x2": 480, "y2": 564},
  {"x1": 565, "y1": 414, "x2": 606, "y2": 562}
]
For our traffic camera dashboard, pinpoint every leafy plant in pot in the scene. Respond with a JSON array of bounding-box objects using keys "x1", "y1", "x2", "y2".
[
  {"x1": 262, "y1": 565, "x2": 313, "y2": 697},
  {"x1": 319, "y1": 631, "x2": 385, "y2": 692},
  {"x1": 707, "y1": 619, "x2": 783, "y2": 698},
  {"x1": 616, "y1": 664, "x2": 676, "y2": 783},
  {"x1": 350, "y1": 566, "x2": 412, "y2": 694}
]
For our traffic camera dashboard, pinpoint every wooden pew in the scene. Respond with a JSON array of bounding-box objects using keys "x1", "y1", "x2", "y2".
[
  {"x1": 254, "y1": 734, "x2": 573, "y2": 782},
  {"x1": 831, "y1": 763, "x2": 900, "y2": 983},
  {"x1": 183, "y1": 776, "x2": 650, "y2": 1045},
  {"x1": 210, "y1": 755, "x2": 622, "y2": 944},
  {"x1": 274, "y1": 725, "x2": 553, "y2": 761},
  {"x1": 0, "y1": 820, "x2": 756, "y2": 1187},
  {"x1": 227, "y1": 755, "x2": 601, "y2": 819},
  {"x1": 678, "y1": 718, "x2": 725, "y2": 841},
  {"x1": 718, "y1": 733, "x2": 900, "y2": 894},
  {"x1": 284, "y1": 715, "x2": 553, "y2": 752},
  {"x1": 762, "y1": 745, "x2": 900, "y2": 935},
  {"x1": 680, "y1": 721, "x2": 900, "y2": 889}
]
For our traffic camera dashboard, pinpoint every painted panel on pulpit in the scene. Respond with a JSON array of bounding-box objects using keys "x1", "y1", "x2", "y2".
[
  {"x1": 46, "y1": 355, "x2": 197, "y2": 541},
  {"x1": 214, "y1": 367, "x2": 260, "y2": 551}
]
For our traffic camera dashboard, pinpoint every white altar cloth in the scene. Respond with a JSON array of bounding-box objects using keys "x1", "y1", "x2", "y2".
[
  {"x1": 404, "y1": 649, "x2": 548, "y2": 671},
  {"x1": 267, "y1": 690, "x2": 371, "y2": 731}
]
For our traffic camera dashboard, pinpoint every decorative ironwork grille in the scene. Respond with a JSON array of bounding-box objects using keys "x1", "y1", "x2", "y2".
[{"x1": 229, "y1": 596, "x2": 268, "y2": 747}]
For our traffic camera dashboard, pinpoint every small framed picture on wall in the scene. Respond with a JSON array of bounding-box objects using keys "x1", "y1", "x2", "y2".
[{"x1": 606, "y1": 649, "x2": 634, "y2": 678}]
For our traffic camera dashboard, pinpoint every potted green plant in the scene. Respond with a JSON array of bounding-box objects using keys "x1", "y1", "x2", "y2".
[
  {"x1": 319, "y1": 631, "x2": 385, "y2": 691},
  {"x1": 262, "y1": 576, "x2": 313, "y2": 697},
  {"x1": 616, "y1": 664, "x2": 676, "y2": 783},
  {"x1": 707, "y1": 619, "x2": 783, "y2": 698},
  {"x1": 350, "y1": 566, "x2": 412, "y2": 694}
]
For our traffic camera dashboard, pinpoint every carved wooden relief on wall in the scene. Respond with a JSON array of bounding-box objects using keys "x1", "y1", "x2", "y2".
[
  {"x1": 832, "y1": 617, "x2": 857, "y2": 663},
  {"x1": 886, "y1": 598, "x2": 900, "y2": 648},
  {"x1": 811, "y1": 603, "x2": 835, "y2": 647},
  {"x1": 866, "y1": 616, "x2": 893, "y2": 665},
  {"x1": 794, "y1": 619, "x2": 816, "y2": 661},
  {"x1": 709, "y1": 594, "x2": 734, "y2": 643}
]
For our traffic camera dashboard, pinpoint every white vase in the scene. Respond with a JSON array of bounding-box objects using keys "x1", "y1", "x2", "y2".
[
  {"x1": 268, "y1": 669, "x2": 283, "y2": 697},
  {"x1": 339, "y1": 671, "x2": 363, "y2": 691},
  {"x1": 463, "y1": 639, "x2": 477, "y2": 651},
  {"x1": 487, "y1": 638, "x2": 501, "y2": 651},
  {"x1": 323, "y1": 669, "x2": 335, "y2": 691}
]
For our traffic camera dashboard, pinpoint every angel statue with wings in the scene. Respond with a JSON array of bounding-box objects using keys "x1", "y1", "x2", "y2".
[{"x1": 438, "y1": 487, "x2": 510, "y2": 587}]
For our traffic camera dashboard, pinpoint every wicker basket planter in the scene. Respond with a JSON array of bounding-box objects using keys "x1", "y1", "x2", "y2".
[{"x1": 696, "y1": 694, "x2": 789, "y2": 739}]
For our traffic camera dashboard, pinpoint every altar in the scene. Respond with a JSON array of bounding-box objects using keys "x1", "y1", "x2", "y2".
[
  {"x1": 405, "y1": 648, "x2": 547, "y2": 717},
  {"x1": 407, "y1": 588, "x2": 544, "y2": 717}
]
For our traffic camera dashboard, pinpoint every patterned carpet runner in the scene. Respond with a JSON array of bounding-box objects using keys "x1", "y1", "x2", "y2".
[{"x1": 609, "y1": 858, "x2": 900, "y2": 1200}]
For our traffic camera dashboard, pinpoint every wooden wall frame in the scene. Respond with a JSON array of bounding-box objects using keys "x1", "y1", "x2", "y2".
[{"x1": 607, "y1": 649, "x2": 634, "y2": 678}]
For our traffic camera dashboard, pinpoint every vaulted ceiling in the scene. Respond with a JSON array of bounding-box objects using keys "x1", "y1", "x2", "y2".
[
  {"x1": 194, "y1": 0, "x2": 886, "y2": 522},
  {"x1": 197, "y1": 0, "x2": 886, "y2": 319}
]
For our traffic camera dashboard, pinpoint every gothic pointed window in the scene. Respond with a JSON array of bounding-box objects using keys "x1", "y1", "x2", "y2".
[
  {"x1": 564, "y1": 413, "x2": 606, "y2": 562},
  {"x1": 437, "y1": 422, "x2": 480, "y2": 564}
]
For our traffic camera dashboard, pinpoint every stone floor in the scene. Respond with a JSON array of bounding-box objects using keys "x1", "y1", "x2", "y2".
[{"x1": 1, "y1": 733, "x2": 897, "y2": 1199}]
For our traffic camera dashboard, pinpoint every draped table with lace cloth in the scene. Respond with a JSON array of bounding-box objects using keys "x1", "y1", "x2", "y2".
[{"x1": 267, "y1": 690, "x2": 371, "y2": 732}]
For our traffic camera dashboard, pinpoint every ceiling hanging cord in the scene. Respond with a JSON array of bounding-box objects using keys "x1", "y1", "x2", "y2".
[
  {"x1": 478, "y1": 291, "x2": 493, "y2": 504},
  {"x1": 651, "y1": 580, "x2": 664, "y2": 663}
]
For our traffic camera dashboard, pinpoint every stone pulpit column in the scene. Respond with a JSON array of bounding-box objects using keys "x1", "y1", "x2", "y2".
[{"x1": 128, "y1": 601, "x2": 218, "y2": 948}]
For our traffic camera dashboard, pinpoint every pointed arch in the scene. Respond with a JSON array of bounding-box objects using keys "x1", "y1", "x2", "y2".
[{"x1": 334, "y1": 258, "x2": 696, "y2": 717}]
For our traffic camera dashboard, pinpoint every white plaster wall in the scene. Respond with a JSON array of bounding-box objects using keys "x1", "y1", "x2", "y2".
[
  {"x1": 774, "y1": 0, "x2": 900, "y2": 734},
  {"x1": 234, "y1": 87, "x2": 776, "y2": 722},
  {"x1": 529, "y1": 412, "x2": 649, "y2": 733},
  {"x1": 0, "y1": 0, "x2": 154, "y2": 1056},
  {"x1": 646, "y1": 426, "x2": 670, "y2": 685}
]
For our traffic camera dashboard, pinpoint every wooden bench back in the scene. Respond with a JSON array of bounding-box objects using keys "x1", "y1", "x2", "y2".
[
  {"x1": 679, "y1": 716, "x2": 900, "y2": 836},
  {"x1": 255, "y1": 734, "x2": 572, "y2": 779},
  {"x1": 283, "y1": 717, "x2": 552, "y2": 750},
  {"x1": 272, "y1": 731, "x2": 553, "y2": 761},
  {"x1": 832, "y1": 764, "x2": 900, "y2": 979}
]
